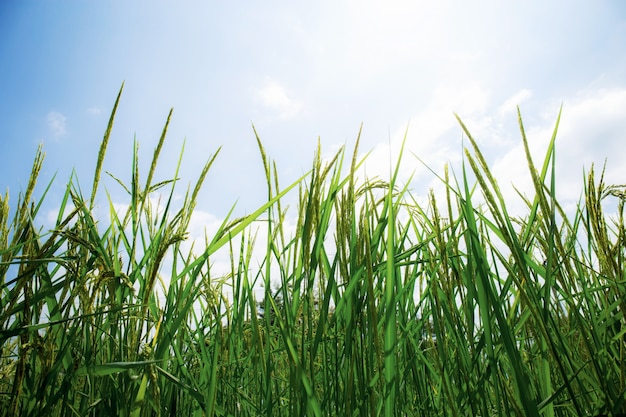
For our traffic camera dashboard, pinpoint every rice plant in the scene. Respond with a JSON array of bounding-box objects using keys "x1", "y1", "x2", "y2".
[{"x1": 1, "y1": 86, "x2": 625, "y2": 416}]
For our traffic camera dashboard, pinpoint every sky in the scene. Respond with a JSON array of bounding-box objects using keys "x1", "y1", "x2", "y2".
[{"x1": 1, "y1": 1, "x2": 626, "y2": 245}]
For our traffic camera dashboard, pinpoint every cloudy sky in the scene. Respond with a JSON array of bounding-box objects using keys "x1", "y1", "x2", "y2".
[{"x1": 1, "y1": 1, "x2": 626, "y2": 231}]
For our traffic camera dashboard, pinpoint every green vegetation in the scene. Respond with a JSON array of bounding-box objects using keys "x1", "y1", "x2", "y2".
[{"x1": 1, "y1": 85, "x2": 625, "y2": 416}]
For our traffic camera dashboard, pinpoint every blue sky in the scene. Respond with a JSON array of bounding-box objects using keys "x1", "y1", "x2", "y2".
[{"x1": 2, "y1": 1, "x2": 626, "y2": 230}]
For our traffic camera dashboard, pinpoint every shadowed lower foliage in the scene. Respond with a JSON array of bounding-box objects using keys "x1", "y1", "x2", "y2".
[{"x1": 1, "y1": 87, "x2": 625, "y2": 416}]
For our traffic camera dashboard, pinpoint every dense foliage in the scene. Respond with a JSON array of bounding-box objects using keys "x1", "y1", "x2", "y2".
[{"x1": 1, "y1": 85, "x2": 625, "y2": 416}]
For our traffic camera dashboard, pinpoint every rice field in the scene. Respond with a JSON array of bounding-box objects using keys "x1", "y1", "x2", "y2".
[{"x1": 1, "y1": 85, "x2": 625, "y2": 416}]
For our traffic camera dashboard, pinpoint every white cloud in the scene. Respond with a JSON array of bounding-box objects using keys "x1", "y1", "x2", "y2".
[
  {"x1": 47, "y1": 111, "x2": 67, "y2": 138},
  {"x1": 358, "y1": 82, "x2": 491, "y2": 188},
  {"x1": 86, "y1": 107, "x2": 102, "y2": 115},
  {"x1": 491, "y1": 87, "x2": 626, "y2": 217},
  {"x1": 498, "y1": 89, "x2": 532, "y2": 115},
  {"x1": 352, "y1": 84, "x2": 626, "y2": 222},
  {"x1": 255, "y1": 78, "x2": 302, "y2": 120}
]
